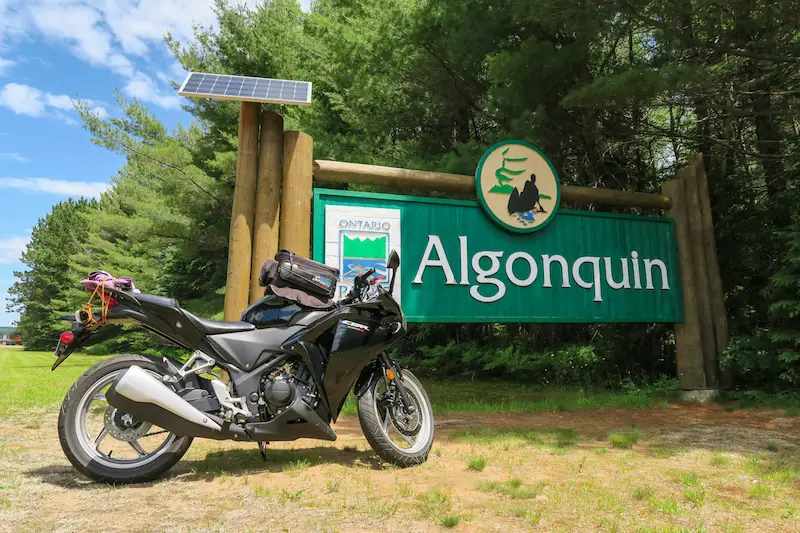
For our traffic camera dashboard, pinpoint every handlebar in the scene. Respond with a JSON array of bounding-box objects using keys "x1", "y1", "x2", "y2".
[
  {"x1": 354, "y1": 267, "x2": 376, "y2": 286},
  {"x1": 340, "y1": 267, "x2": 377, "y2": 306}
]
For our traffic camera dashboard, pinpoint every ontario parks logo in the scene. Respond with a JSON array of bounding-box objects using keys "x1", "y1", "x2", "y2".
[{"x1": 475, "y1": 140, "x2": 560, "y2": 233}]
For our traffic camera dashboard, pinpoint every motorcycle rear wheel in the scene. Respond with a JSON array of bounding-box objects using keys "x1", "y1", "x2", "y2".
[
  {"x1": 357, "y1": 369, "x2": 434, "y2": 466},
  {"x1": 58, "y1": 354, "x2": 193, "y2": 484}
]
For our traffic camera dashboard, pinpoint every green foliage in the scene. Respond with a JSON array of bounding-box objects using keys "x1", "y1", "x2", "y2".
[
  {"x1": 9, "y1": 0, "x2": 800, "y2": 394},
  {"x1": 764, "y1": 217, "x2": 800, "y2": 385},
  {"x1": 402, "y1": 340, "x2": 606, "y2": 384}
]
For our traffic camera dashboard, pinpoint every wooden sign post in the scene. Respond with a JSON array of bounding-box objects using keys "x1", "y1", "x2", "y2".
[
  {"x1": 249, "y1": 111, "x2": 284, "y2": 305},
  {"x1": 223, "y1": 102, "x2": 260, "y2": 321},
  {"x1": 279, "y1": 132, "x2": 314, "y2": 257},
  {"x1": 210, "y1": 81, "x2": 726, "y2": 399}
]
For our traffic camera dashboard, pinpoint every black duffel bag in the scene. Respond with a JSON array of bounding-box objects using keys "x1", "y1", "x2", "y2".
[{"x1": 259, "y1": 249, "x2": 339, "y2": 300}]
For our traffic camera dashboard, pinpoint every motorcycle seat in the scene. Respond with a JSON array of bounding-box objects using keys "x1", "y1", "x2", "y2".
[
  {"x1": 182, "y1": 311, "x2": 256, "y2": 335},
  {"x1": 135, "y1": 293, "x2": 179, "y2": 308},
  {"x1": 134, "y1": 292, "x2": 256, "y2": 335}
]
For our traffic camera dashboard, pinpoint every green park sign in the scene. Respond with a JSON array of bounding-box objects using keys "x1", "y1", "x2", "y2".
[{"x1": 313, "y1": 189, "x2": 683, "y2": 323}]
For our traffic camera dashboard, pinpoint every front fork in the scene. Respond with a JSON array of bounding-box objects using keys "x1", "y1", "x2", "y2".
[{"x1": 378, "y1": 353, "x2": 416, "y2": 415}]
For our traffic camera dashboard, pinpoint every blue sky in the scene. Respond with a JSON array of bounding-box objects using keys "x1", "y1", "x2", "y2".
[{"x1": 0, "y1": 0, "x2": 311, "y2": 326}]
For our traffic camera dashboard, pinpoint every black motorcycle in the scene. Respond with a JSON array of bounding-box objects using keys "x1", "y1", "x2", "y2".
[{"x1": 52, "y1": 250, "x2": 434, "y2": 483}]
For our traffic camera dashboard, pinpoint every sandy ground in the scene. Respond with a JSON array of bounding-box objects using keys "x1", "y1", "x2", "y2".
[{"x1": 2, "y1": 403, "x2": 800, "y2": 532}]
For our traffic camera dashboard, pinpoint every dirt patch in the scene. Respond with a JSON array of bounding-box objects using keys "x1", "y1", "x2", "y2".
[{"x1": 2, "y1": 405, "x2": 799, "y2": 532}]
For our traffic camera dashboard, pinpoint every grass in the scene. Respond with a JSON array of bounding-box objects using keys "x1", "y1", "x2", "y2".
[
  {"x1": 0, "y1": 349, "x2": 114, "y2": 416},
  {"x1": 710, "y1": 454, "x2": 730, "y2": 467},
  {"x1": 252, "y1": 485, "x2": 270, "y2": 498},
  {"x1": 467, "y1": 456, "x2": 487, "y2": 471},
  {"x1": 338, "y1": 378, "x2": 673, "y2": 416},
  {"x1": 506, "y1": 505, "x2": 542, "y2": 524},
  {"x1": 418, "y1": 489, "x2": 451, "y2": 518},
  {"x1": 715, "y1": 390, "x2": 800, "y2": 412},
  {"x1": 282, "y1": 458, "x2": 312, "y2": 473},
  {"x1": 747, "y1": 483, "x2": 772, "y2": 500},
  {"x1": 649, "y1": 496, "x2": 681, "y2": 515},
  {"x1": 629, "y1": 486, "x2": 655, "y2": 501},
  {"x1": 450, "y1": 427, "x2": 579, "y2": 448},
  {"x1": 609, "y1": 429, "x2": 640, "y2": 449},
  {"x1": 278, "y1": 489, "x2": 304, "y2": 502},
  {"x1": 439, "y1": 514, "x2": 462, "y2": 528},
  {"x1": 2, "y1": 349, "x2": 673, "y2": 419},
  {"x1": 411, "y1": 380, "x2": 672, "y2": 414},
  {"x1": 4, "y1": 348, "x2": 800, "y2": 532},
  {"x1": 477, "y1": 478, "x2": 546, "y2": 499},
  {"x1": 651, "y1": 446, "x2": 683, "y2": 458},
  {"x1": 683, "y1": 487, "x2": 706, "y2": 506},
  {"x1": 678, "y1": 473, "x2": 701, "y2": 487},
  {"x1": 745, "y1": 453, "x2": 800, "y2": 485}
]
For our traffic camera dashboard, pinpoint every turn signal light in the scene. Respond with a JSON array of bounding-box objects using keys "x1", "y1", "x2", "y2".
[
  {"x1": 60, "y1": 331, "x2": 75, "y2": 344},
  {"x1": 386, "y1": 369, "x2": 395, "y2": 380}
]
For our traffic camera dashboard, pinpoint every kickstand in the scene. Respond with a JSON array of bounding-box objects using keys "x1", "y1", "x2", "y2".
[{"x1": 257, "y1": 441, "x2": 268, "y2": 461}]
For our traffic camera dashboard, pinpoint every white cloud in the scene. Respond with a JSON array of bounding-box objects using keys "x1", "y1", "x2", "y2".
[
  {"x1": 0, "y1": 56, "x2": 14, "y2": 76},
  {"x1": 0, "y1": 235, "x2": 29, "y2": 264},
  {"x1": 0, "y1": 83, "x2": 108, "y2": 121},
  {"x1": 0, "y1": 177, "x2": 109, "y2": 198},
  {"x1": 0, "y1": 0, "x2": 311, "y2": 112},
  {"x1": 123, "y1": 71, "x2": 181, "y2": 109},
  {"x1": 0, "y1": 1, "x2": 264, "y2": 110},
  {"x1": 30, "y1": 4, "x2": 134, "y2": 76},
  {"x1": 0, "y1": 152, "x2": 28, "y2": 162}
]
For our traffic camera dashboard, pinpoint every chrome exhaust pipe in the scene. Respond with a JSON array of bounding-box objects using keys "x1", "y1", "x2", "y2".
[{"x1": 108, "y1": 365, "x2": 222, "y2": 432}]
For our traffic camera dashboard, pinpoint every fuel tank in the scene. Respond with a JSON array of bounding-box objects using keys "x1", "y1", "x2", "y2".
[{"x1": 241, "y1": 294, "x2": 308, "y2": 328}]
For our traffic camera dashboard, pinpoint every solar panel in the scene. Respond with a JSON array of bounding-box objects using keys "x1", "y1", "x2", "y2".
[{"x1": 178, "y1": 72, "x2": 312, "y2": 106}]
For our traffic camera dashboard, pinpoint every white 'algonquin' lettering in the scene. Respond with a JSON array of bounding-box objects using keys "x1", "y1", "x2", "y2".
[{"x1": 411, "y1": 235, "x2": 672, "y2": 303}]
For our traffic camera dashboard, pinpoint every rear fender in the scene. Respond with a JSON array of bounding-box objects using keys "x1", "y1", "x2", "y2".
[{"x1": 51, "y1": 321, "x2": 92, "y2": 371}]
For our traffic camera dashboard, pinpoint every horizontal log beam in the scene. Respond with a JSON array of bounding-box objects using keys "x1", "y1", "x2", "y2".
[
  {"x1": 561, "y1": 184, "x2": 672, "y2": 210},
  {"x1": 313, "y1": 159, "x2": 671, "y2": 210},
  {"x1": 313, "y1": 159, "x2": 473, "y2": 193}
]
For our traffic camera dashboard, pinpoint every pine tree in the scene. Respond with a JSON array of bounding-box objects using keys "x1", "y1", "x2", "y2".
[
  {"x1": 7, "y1": 199, "x2": 96, "y2": 350},
  {"x1": 765, "y1": 217, "x2": 800, "y2": 385}
]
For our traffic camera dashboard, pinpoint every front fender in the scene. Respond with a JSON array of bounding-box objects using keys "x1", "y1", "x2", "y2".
[{"x1": 353, "y1": 360, "x2": 383, "y2": 398}]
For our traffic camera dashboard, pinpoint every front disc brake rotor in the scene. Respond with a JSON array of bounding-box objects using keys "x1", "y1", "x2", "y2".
[
  {"x1": 104, "y1": 406, "x2": 152, "y2": 442},
  {"x1": 388, "y1": 392, "x2": 422, "y2": 437}
]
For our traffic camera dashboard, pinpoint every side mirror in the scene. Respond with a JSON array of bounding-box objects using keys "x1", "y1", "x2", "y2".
[
  {"x1": 387, "y1": 250, "x2": 400, "y2": 294},
  {"x1": 387, "y1": 250, "x2": 400, "y2": 270}
]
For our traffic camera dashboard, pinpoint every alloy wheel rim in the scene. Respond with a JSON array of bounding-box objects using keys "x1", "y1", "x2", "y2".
[
  {"x1": 74, "y1": 369, "x2": 177, "y2": 469},
  {"x1": 372, "y1": 375, "x2": 432, "y2": 455}
]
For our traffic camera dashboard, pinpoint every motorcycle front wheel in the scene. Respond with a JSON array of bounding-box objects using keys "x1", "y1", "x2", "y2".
[
  {"x1": 58, "y1": 354, "x2": 193, "y2": 484},
  {"x1": 357, "y1": 369, "x2": 434, "y2": 466}
]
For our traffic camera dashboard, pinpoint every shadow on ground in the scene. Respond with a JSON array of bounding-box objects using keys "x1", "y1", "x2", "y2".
[{"x1": 26, "y1": 445, "x2": 382, "y2": 489}]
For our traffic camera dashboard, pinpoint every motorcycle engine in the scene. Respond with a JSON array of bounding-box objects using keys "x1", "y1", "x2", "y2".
[{"x1": 258, "y1": 359, "x2": 318, "y2": 420}]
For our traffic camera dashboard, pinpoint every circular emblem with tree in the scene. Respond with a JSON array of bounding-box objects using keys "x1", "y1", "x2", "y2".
[{"x1": 475, "y1": 140, "x2": 560, "y2": 233}]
